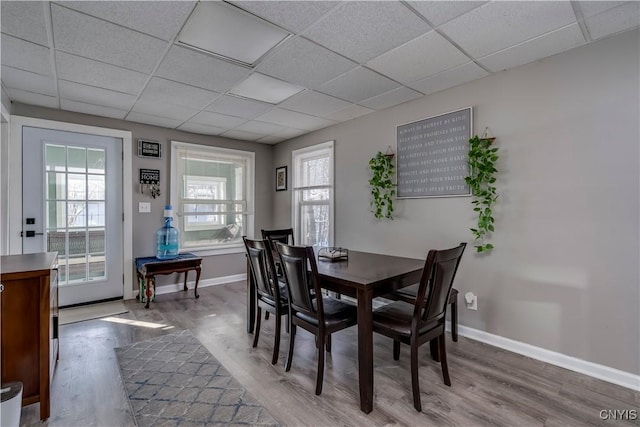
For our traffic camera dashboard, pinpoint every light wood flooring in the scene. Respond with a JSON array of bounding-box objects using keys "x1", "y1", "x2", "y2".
[{"x1": 21, "y1": 281, "x2": 639, "y2": 426}]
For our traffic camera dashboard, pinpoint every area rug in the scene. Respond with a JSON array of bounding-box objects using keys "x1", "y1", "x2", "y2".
[
  {"x1": 59, "y1": 300, "x2": 128, "y2": 325},
  {"x1": 115, "y1": 330, "x2": 279, "y2": 427}
]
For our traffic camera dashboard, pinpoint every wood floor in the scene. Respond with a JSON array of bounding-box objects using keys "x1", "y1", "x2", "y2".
[{"x1": 21, "y1": 281, "x2": 639, "y2": 427}]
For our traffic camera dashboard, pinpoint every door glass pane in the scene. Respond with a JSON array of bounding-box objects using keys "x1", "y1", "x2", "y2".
[
  {"x1": 68, "y1": 147, "x2": 86, "y2": 173},
  {"x1": 87, "y1": 149, "x2": 105, "y2": 174},
  {"x1": 67, "y1": 174, "x2": 86, "y2": 200},
  {"x1": 87, "y1": 175, "x2": 105, "y2": 200},
  {"x1": 67, "y1": 255, "x2": 87, "y2": 282},
  {"x1": 57, "y1": 259, "x2": 68, "y2": 283},
  {"x1": 68, "y1": 230, "x2": 87, "y2": 255},
  {"x1": 88, "y1": 254, "x2": 106, "y2": 279},
  {"x1": 46, "y1": 172, "x2": 66, "y2": 199},
  {"x1": 300, "y1": 204, "x2": 329, "y2": 247},
  {"x1": 87, "y1": 202, "x2": 105, "y2": 226},
  {"x1": 88, "y1": 229, "x2": 105, "y2": 254},
  {"x1": 47, "y1": 230, "x2": 66, "y2": 255},
  {"x1": 45, "y1": 145, "x2": 66, "y2": 172},
  {"x1": 46, "y1": 201, "x2": 66, "y2": 229},
  {"x1": 67, "y1": 202, "x2": 86, "y2": 227}
]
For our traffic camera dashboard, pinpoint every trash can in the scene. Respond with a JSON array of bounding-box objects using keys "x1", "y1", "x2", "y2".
[{"x1": 1, "y1": 382, "x2": 22, "y2": 427}]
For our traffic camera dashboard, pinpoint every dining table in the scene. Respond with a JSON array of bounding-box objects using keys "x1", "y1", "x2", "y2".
[{"x1": 246, "y1": 249, "x2": 425, "y2": 414}]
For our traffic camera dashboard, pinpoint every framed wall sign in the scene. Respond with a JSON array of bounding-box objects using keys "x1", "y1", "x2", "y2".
[
  {"x1": 137, "y1": 139, "x2": 162, "y2": 158},
  {"x1": 275, "y1": 166, "x2": 287, "y2": 191},
  {"x1": 396, "y1": 107, "x2": 472, "y2": 198},
  {"x1": 139, "y1": 168, "x2": 160, "y2": 184}
]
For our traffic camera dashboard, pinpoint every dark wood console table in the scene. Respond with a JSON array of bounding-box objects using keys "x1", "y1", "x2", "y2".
[{"x1": 135, "y1": 253, "x2": 202, "y2": 309}]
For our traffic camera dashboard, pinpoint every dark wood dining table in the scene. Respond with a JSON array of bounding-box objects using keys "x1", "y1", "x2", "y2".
[{"x1": 246, "y1": 250, "x2": 424, "y2": 414}]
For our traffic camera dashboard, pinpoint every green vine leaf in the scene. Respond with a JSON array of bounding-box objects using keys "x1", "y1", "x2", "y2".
[
  {"x1": 369, "y1": 151, "x2": 395, "y2": 220},
  {"x1": 467, "y1": 135, "x2": 499, "y2": 253}
]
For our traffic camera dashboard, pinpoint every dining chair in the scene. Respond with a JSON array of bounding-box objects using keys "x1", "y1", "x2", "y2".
[
  {"x1": 260, "y1": 228, "x2": 295, "y2": 319},
  {"x1": 243, "y1": 237, "x2": 289, "y2": 365},
  {"x1": 276, "y1": 242, "x2": 358, "y2": 395},
  {"x1": 372, "y1": 243, "x2": 466, "y2": 411}
]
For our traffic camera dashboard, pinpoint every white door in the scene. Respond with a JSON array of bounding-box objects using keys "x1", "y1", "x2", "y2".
[{"x1": 22, "y1": 126, "x2": 123, "y2": 306}]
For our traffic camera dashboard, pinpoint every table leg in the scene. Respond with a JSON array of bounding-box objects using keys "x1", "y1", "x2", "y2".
[
  {"x1": 247, "y1": 258, "x2": 255, "y2": 333},
  {"x1": 357, "y1": 288, "x2": 374, "y2": 413},
  {"x1": 183, "y1": 271, "x2": 189, "y2": 292},
  {"x1": 194, "y1": 266, "x2": 201, "y2": 299}
]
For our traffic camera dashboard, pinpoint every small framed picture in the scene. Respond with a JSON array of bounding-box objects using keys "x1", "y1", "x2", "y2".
[{"x1": 275, "y1": 166, "x2": 287, "y2": 191}]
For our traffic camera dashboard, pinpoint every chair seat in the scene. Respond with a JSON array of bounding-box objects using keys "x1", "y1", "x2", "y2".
[
  {"x1": 296, "y1": 297, "x2": 357, "y2": 329},
  {"x1": 260, "y1": 282, "x2": 289, "y2": 308},
  {"x1": 373, "y1": 301, "x2": 441, "y2": 337}
]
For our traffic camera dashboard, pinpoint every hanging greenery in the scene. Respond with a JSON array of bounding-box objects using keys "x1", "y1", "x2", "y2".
[
  {"x1": 368, "y1": 151, "x2": 395, "y2": 219},
  {"x1": 465, "y1": 135, "x2": 499, "y2": 253}
]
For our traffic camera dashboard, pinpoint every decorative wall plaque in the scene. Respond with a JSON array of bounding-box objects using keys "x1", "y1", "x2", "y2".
[{"x1": 137, "y1": 139, "x2": 162, "y2": 158}]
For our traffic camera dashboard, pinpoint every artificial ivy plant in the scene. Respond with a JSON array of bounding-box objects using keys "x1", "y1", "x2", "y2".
[
  {"x1": 465, "y1": 135, "x2": 499, "y2": 252},
  {"x1": 368, "y1": 151, "x2": 395, "y2": 219}
]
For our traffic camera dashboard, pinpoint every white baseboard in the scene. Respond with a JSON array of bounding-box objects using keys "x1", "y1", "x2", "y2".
[
  {"x1": 448, "y1": 321, "x2": 640, "y2": 392},
  {"x1": 133, "y1": 273, "x2": 247, "y2": 297}
]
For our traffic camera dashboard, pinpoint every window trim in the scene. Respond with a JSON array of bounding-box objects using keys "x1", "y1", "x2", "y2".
[
  {"x1": 291, "y1": 140, "x2": 334, "y2": 247},
  {"x1": 170, "y1": 141, "x2": 254, "y2": 255}
]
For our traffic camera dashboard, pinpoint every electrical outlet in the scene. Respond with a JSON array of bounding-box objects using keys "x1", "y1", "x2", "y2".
[
  {"x1": 138, "y1": 202, "x2": 151, "y2": 213},
  {"x1": 465, "y1": 292, "x2": 478, "y2": 310}
]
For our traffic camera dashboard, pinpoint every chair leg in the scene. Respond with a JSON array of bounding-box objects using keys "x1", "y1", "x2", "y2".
[
  {"x1": 451, "y1": 297, "x2": 458, "y2": 342},
  {"x1": 272, "y1": 313, "x2": 281, "y2": 365},
  {"x1": 252, "y1": 307, "x2": 262, "y2": 348},
  {"x1": 430, "y1": 338, "x2": 440, "y2": 362},
  {"x1": 438, "y1": 334, "x2": 451, "y2": 386},
  {"x1": 316, "y1": 333, "x2": 325, "y2": 395},
  {"x1": 410, "y1": 341, "x2": 422, "y2": 412},
  {"x1": 265, "y1": 312, "x2": 270, "y2": 320},
  {"x1": 326, "y1": 334, "x2": 331, "y2": 353},
  {"x1": 393, "y1": 340, "x2": 400, "y2": 361},
  {"x1": 285, "y1": 324, "x2": 296, "y2": 372}
]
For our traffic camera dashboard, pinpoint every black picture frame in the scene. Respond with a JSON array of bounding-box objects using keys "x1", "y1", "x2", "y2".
[{"x1": 275, "y1": 166, "x2": 287, "y2": 191}]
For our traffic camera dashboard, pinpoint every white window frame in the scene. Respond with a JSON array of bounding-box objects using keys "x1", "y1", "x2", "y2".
[
  {"x1": 182, "y1": 175, "x2": 227, "y2": 231},
  {"x1": 171, "y1": 141, "x2": 254, "y2": 256},
  {"x1": 291, "y1": 141, "x2": 334, "y2": 247}
]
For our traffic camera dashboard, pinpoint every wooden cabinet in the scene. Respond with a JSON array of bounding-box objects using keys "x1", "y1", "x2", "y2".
[{"x1": 1, "y1": 252, "x2": 58, "y2": 421}]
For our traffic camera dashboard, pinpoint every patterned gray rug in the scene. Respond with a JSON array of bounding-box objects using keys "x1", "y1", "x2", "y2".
[{"x1": 115, "y1": 330, "x2": 279, "y2": 427}]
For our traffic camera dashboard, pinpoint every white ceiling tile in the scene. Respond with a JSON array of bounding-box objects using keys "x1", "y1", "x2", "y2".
[
  {"x1": 269, "y1": 126, "x2": 308, "y2": 139},
  {"x1": 279, "y1": 90, "x2": 352, "y2": 116},
  {"x1": 407, "y1": 62, "x2": 489, "y2": 95},
  {"x1": 235, "y1": 120, "x2": 289, "y2": 135},
  {"x1": 178, "y1": 122, "x2": 226, "y2": 136},
  {"x1": 585, "y1": 2, "x2": 640, "y2": 40},
  {"x1": 51, "y1": 4, "x2": 168, "y2": 74},
  {"x1": 58, "y1": 80, "x2": 137, "y2": 110},
  {"x1": 317, "y1": 67, "x2": 401, "y2": 103},
  {"x1": 230, "y1": 1, "x2": 339, "y2": 33},
  {"x1": 258, "y1": 37, "x2": 357, "y2": 88},
  {"x1": 126, "y1": 111, "x2": 183, "y2": 128},
  {"x1": 6, "y1": 88, "x2": 58, "y2": 108},
  {"x1": 1, "y1": 35, "x2": 51, "y2": 76},
  {"x1": 205, "y1": 95, "x2": 273, "y2": 119},
  {"x1": 303, "y1": 2, "x2": 431, "y2": 63},
  {"x1": 578, "y1": 1, "x2": 629, "y2": 18},
  {"x1": 440, "y1": 1, "x2": 577, "y2": 58},
  {"x1": 132, "y1": 99, "x2": 200, "y2": 122},
  {"x1": 229, "y1": 73, "x2": 304, "y2": 104},
  {"x1": 1, "y1": 1, "x2": 48, "y2": 45},
  {"x1": 367, "y1": 31, "x2": 469, "y2": 84},
  {"x1": 479, "y1": 24, "x2": 585, "y2": 72},
  {"x1": 55, "y1": 51, "x2": 148, "y2": 94},
  {"x1": 190, "y1": 111, "x2": 247, "y2": 128},
  {"x1": 56, "y1": 1, "x2": 195, "y2": 41},
  {"x1": 1, "y1": 66, "x2": 56, "y2": 96},
  {"x1": 221, "y1": 129, "x2": 264, "y2": 141},
  {"x1": 324, "y1": 104, "x2": 374, "y2": 122},
  {"x1": 407, "y1": 1, "x2": 487, "y2": 26},
  {"x1": 60, "y1": 99, "x2": 127, "y2": 119},
  {"x1": 359, "y1": 87, "x2": 423, "y2": 110},
  {"x1": 256, "y1": 108, "x2": 335, "y2": 131},
  {"x1": 139, "y1": 77, "x2": 219, "y2": 110},
  {"x1": 156, "y1": 45, "x2": 251, "y2": 92},
  {"x1": 256, "y1": 135, "x2": 284, "y2": 144}
]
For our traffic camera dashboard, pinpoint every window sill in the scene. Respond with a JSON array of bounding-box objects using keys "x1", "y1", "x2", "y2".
[{"x1": 181, "y1": 245, "x2": 245, "y2": 257}]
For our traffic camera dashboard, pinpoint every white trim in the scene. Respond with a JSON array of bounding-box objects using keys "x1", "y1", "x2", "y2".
[
  {"x1": 452, "y1": 322, "x2": 640, "y2": 391},
  {"x1": 133, "y1": 273, "x2": 247, "y2": 297},
  {"x1": 184, "y1": 246, "x2": 245, "y2": 257},
  {"x1": 7, "y1": 115, "x2": 134, "y2": 299}
]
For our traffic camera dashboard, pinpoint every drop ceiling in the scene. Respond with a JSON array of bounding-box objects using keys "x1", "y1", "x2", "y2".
[{"x1": 1, "y1": 1, "x2": 638, "y2": 144}]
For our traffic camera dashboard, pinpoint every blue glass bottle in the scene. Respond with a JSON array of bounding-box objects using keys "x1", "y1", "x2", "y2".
[{"x1": 156, "y1": 205, "x2": 180, "y2": 259}]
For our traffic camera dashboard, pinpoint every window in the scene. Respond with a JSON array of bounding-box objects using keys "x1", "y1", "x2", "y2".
[
  {"x1": 171, "y1": 141, "x2": 254, "y2": 254},
  {"x1": 292, "y1": 141, "x2": 334, "y2": 247}
]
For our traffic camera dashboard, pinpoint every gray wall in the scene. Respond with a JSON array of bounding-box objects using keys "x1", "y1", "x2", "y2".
[
  {"x1": 10, "y1": 103, "x2": 274, "y2": 288},
  {"x1": 1, "y1": 86, "x2": 11, "y2": 114},
  {"x1": 273, "y1": 30, "x2": 640, "y2": 374}
]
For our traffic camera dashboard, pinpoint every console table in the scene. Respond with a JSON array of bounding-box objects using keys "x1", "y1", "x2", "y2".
[{"x1": 135, "y1": 253, "x2": 202, "y2": 309}]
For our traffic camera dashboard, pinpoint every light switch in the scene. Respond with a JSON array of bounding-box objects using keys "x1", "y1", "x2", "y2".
[{"x1": 138, "y1": 202, "x2": 151, "y2": 213}]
